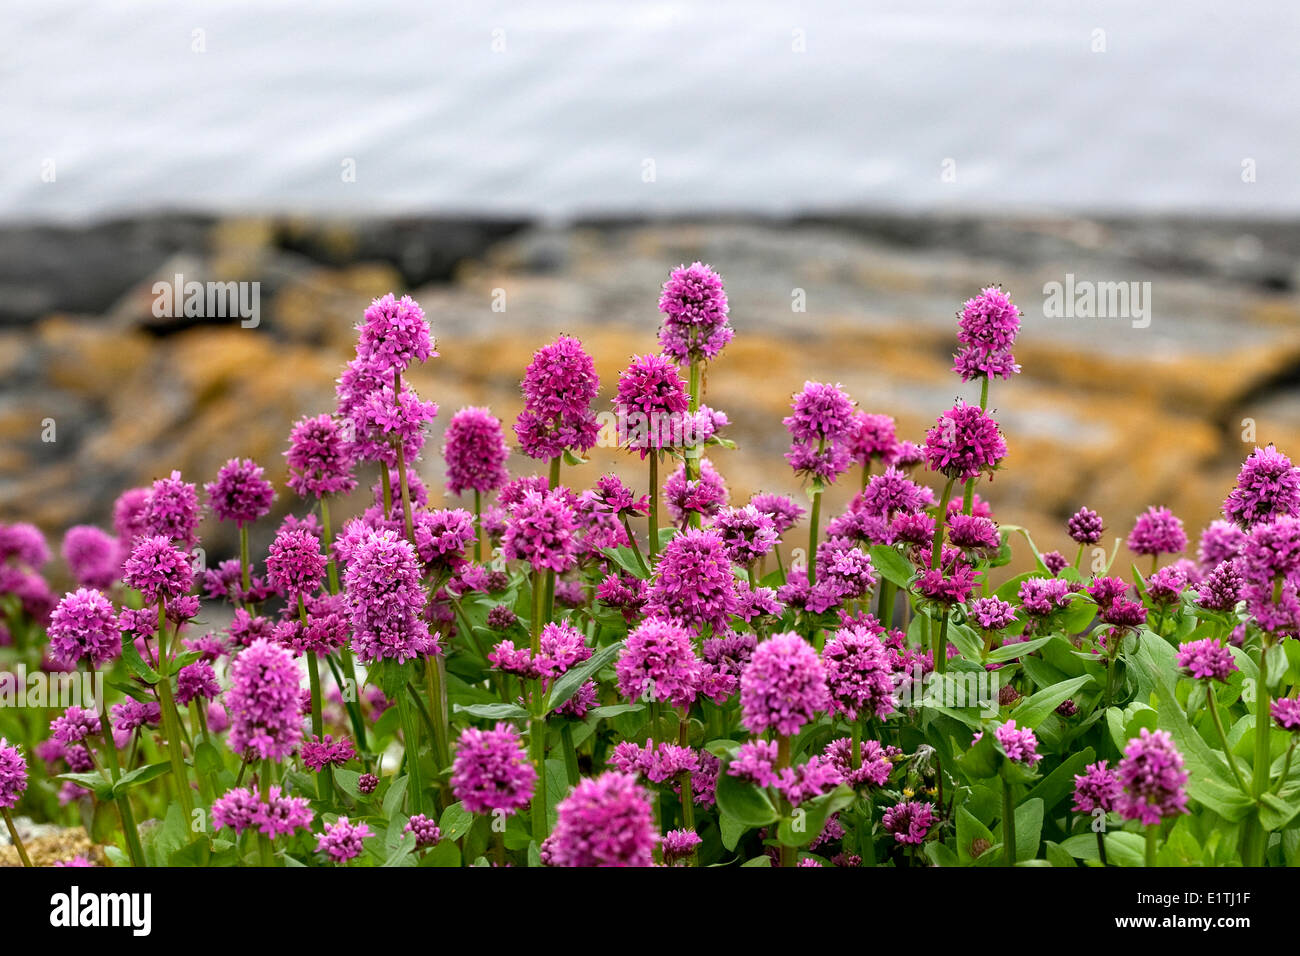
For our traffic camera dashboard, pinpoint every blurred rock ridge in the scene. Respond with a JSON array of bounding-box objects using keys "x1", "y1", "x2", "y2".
[{"x1": 1, "y1": 211, "x2": 1298, "y2": 580}]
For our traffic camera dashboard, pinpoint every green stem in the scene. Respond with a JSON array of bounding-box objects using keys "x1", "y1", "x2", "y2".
[
  {"x1": 529, "y1": 707, "x2": 549, "y2": 846},
  {"x1": 1002, "y1": 776, "x2": 1017, "y2": 866},
  {"x1": 321, "y1": 495, "x2": 340, "y2": 594},
  {"x1": 878, "y1": 579, "x2": 895, "y2": 630},
  {"x1": 396, "y1": 684, "x2": 427, "y2": 816},
  {"x1": 258, "y1": 760, "x2": 276, "y2": 866},
  {"x1": 560, "y1": 723, "x2": 580, "y2": 788},
  {"x1": 1096, "y1": 827, "x2": 1109, "y2": 867},
  {"x1": 155, "y1": 605, "x2": 193, "y2": 820},
  {"x1": 931, "y1": 478, "x2": 956, "y2": 570},
  {"x1": 934, "y1": 609, "x2": 950, "y2": 674},
  {"x1": 648, "y1": 453, "x2": 660, "y2": 562},
  {"x1": 3, "y1": 808, "x2": 32, "y2": 867},
  {"x1": 776, "y1": 735, "x2": 794, "y2": 868},
  {"x1": 425, "y1": 655, "x2": 450, "y2": 772},
  {"x1": 1254, "y1": 643, "x2": 1272, "y2": 801},
  {"x1": 380, "y1": 467, "x2": 393, "y2": 520},
  {"x1": 473, "y1": 489, "x2": 483, "y2": 563},
  {"x1": 531, "y1": 570, "x2": 545, "y2": 655},
  {"x1": 1205, "y1": 685, "x2": 1250, "y2": 796},
  {"x1": 807, "y1": 489, "x2": 822, "y2": 584},
  {"x1": 686, "y1": 358, "x2": 703, "y2": 531},
  {"x1": 238, "y1": 524, "x2": 252, "y2": 604},
  {"x1": 621, "y1": 516, "x2": 650, "y2": 576},
  {"x1": 1274, "y1": 740, "x2": 1297, "y2": 795},
  {"x1": 91, "y1": 662, "x2": 146, "y2": 867},
  {"x1": 1145, "y1": 823, "x2": 1158, "y2": 867}
]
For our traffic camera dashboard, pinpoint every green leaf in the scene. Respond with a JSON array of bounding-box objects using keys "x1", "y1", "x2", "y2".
[
  {"x1": 169, "y1": 836, "x2": 211, "y2": 867},
  {"x1": 1014, "y1": 798, "x2": 1044, "y2": 861},
  {"x1": 946, "y1": 623, "x2": 985, "y2": 663},
  {"x1": 777, "y1": 785, "x2": 855, "y2": 848},
  {"x1": 720, "y1": 811, "x2": 747, "y2": 851},
  {"x1": 113, "y1": 760, "x2": 172, "y2": 796},
  {"x1": 715, "y1": 768, "x2": 779, "y2": 828},
  {"x1": 453, "y1": 702, "x2": 529, "y2": 720},
  {"x1": 57, "y1": 771, "x2": 113, "y2": 800},
  {"x1": 1011, "y1": 676, "x2": 1093, "y2": 729},
  {"x1": 194, "y1": 741, "x2": 224, "y2": 776},
  {"x1": 548, "y1": 641, "x2": 623, "y2": 712},
  {"x1": 421, "y1": 840, "x2": 461, "y2": 867},
  {"x1": 868, "y1": 545, "x2": 914, "y2": 588},
  {"x1": 986, "y1": 636, "x2": 1052, "y2": 663},
  {"x1": 334, "y1": 769, "x2": 363, "y2": 801},
  {"x1": 1024, "y1": 747, "x2": 1097, "y2": 813},
  {"x1": 438, "y1": 802, "x2": 474, "y2": 843},
  {"x1": 120, "y1": 632, "x2": 160, "y2": 685},
  {"x1": 383, "y1": 775, "x2": 409, "y2": 820}
]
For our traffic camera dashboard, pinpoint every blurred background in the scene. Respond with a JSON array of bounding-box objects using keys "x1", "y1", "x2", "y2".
[{"x1": 2, "y1": 0, "x2": 1299, "y2": 578}]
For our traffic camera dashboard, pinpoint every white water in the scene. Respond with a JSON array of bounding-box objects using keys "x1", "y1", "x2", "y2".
[{"x1": 3, "y1": 0, "x2": 1298, "y2": 221}]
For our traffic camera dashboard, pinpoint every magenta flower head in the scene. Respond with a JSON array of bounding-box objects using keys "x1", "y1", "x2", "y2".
[
  {"x1": 822, "y1": 622, "x2": 896, "y2": 721},
  {"x1": 548, "y1": 771, "x2": 657, "y2": 867},
  {"x1": 968, "y1": 596, "x2": 1016, "y2": 631},
  {"x1": 1127, "y1": 506, "x2": 1187, "y2": 558},
  {"x1": 316, "y1": 816, "x2": 373, "y2": 864},
  {"x1": 1199, "y1": 519, "x2": 1246, "y2": 568},
  {"x1": 882, "y1": 800, "x2": 934, "y2": 845},
  {"x1": 443, "y1": 406, "x2": 510, "y2": 496},
  {"x1": 749, "y1": 493, "x2": 805, "y2": 536},
  {"x1": 658, "y1": 262, "x2": 732, "y2": 364},
  {"x1": 1176, "y1": 638, "x2": 1237, "y2": 682},
  {"x1": 644, "y1": 528, "x2": 739, "y2": 634},
  {"x1": 1224, "y1": 445, "x2": 1300, "y2": 530},
  {"x1": 0, "y1": 522, "x2": 50, "y2": 569},
  {"x1": 1272, "y1": 698, "x2": 1300, "y2": 732},
  {"x1": 925, "y1": 401, "x2": 1007, "y2": 483},
  {"x1": 212, "y1": 786, "x2": 313, "y2": 838},
  {"x1": 301, "y1": 734, "x2": 356, "y2": 772},
  {"x1": 1067, "y1": 506, "x2": 1105, "y2": 545},
  {"x1": 740, "y1": 631, "x2": 828, "y2": 737},
  {"x1": 112, "y1": 487, "x2": 152, "y2": 548},
  {"x1": 343, "y1": 528, "x2": 434, "y2": 665},
  {"x1": 712, "y1": 505, "x2": 779, "y2": 566},
  {"x1": 48, "y1": 588, "x2": 120, "y2": 668},
  {"x1": 450, "y1": 723, "x2": 537, "y2": 816},
  {"x1": 858, "y1": 467, "x2": 929, "y2": 519},
  {"x1": 848, "y1": 412, "x2": 898, "y2": 468},
  {"x1": 661, "y1": 829, "x2": 702, "y2": 866},
  {"x1": 266, "y1": 527, "x2": 327, "y2": 599},
  {"x1": 515, "y1": 335, "x2": 600, "y2": 461},
  {"x1": 664, "y1": 458, "x2": 729, "y2": 528},
  {"x1": 176, "y1": 660, "x2": 221, "y2": 706},
  {"x1": 1197, "y1": 558, "x2": 1243, "y2": 611},
  {"x1": 122, "y1": 535, "x2": 193, "y2": 605},
  {"x1": 413, "y1": 509, "x2": 477, "y2": 573},
  {"x1": 580, "y1": 474, "x2": 649, "y2": 519},
  {"x1": 953, "y1": 285, "x2": 1021, "y2": 382},
  {"x1": 947, "y1": 514, "x2": 1001, "y2": 554},
  {"x1": 616, "y1": 619, "x2": 702, "y2": 708},
  {"x1": 285, "y1": 414, "x2": 358, "y2": 499},
  {"x1": 142, "y1": 471, "x2": 202, "y2": 546},
  {"x1": 614, "y1": 353, "x2": 690, "y2": 457},
  {"x1": 502, "y1": 488, "x2": 578, "y2": 573},
  {"x1": 784, "y1": 382, "x2": 856, "y2": 483},
  {"x1": 0, "y1": 738, "x2": 27, "y2": 810},
  {"x1": 1072, "y1": 760, "x2": 1122, "y2": 814},
  {"x1": 349, "y1": 381, "x2": 438, "y2": 468},
  {"x1": 356, "y1": 293, "x2": 435, "y2": 374},
  {"x1": 995, "y1": 719, "x2": 1042, "y2": 766},
  {"x1": 226, "y1": 638, "x2": 303, "y2": 763},
  {"x1": 61, "y1": 526, "x2": 118, "y2": 589},
  {"x1": 1116, "y1": 728, "x2": 1188, "y2": 825},
  {"x1": 206, "y1": 458, "x2": 275, "y2": 527}
]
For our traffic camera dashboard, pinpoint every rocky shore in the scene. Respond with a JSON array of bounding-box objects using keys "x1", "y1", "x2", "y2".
[{"x1": 1, "y1": 212, "x2": 1298, "y2": 578}]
